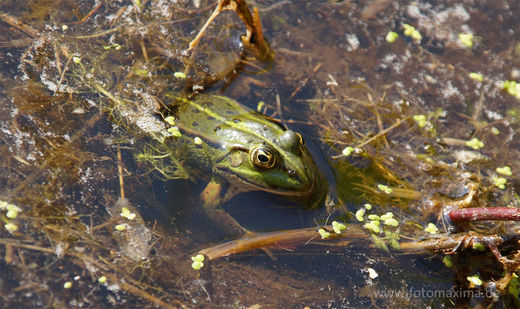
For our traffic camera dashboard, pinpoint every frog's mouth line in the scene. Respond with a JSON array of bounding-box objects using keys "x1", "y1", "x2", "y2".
[{"x1": 216, "y1": 168, "x2": 319, "y2": 199}]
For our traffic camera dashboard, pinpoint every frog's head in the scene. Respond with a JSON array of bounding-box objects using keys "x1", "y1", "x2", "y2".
[{"x1": 215, "y1": 129, "x2": 327, "y2": 208}]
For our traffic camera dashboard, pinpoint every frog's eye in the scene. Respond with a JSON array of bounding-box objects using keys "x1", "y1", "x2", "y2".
[
  {"x1": 250, "y1": 147, "x2": 276, "y2": 169},
  {"x1": 296, "y1": 132, "x2": 305, "y2": 146}
]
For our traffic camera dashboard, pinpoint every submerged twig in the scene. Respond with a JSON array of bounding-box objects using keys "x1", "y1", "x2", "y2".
[
  {"x1": 331, "y1": 116, "x2": 411, "y2": 159},
  {"x1": 0, "y1": 11, "x2": 39, "y2": 38},
  {"x1": 116, "y1": 145, "x2": 126, "y2": 199},
  {"x1": 448, "y1": 207, "x2": 520, "y2": 224},
  {"x1": 185, "y1": 0, "x2": 274, "y2": 62},
  {"x1": 199, "y1": 224, "x2": 368, "y2": 260},
  {"x1": 286, "y1": 63, "x2": 322, "y2": 103},
  {"x1": 71, "y1": 1, "x2": 104, "y2": 25},
  {"x1": 197, "y1": 223, "x2": 520, "y2": 267}
]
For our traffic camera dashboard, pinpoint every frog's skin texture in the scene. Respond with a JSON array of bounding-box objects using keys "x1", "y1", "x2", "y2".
[{"x1": 163, "y1": 94, "x2": 327, "y2": 234}]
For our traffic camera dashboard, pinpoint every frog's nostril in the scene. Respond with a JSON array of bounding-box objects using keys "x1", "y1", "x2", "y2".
[{"x1": 288, "y1": 170, "x2": 296, "y2": 177}]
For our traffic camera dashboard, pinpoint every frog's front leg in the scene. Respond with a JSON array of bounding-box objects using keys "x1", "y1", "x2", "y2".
[{"x1": 200, "y1": 177, "x2": 247, "y2": 235}]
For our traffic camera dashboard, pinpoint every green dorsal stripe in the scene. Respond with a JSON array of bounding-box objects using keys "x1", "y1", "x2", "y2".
[{"x1": 179, "y1": 96, "x2": 286, "y2": 156}]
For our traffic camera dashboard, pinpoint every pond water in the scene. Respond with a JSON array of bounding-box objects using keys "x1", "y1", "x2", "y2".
[{"x1": 1, "y1": 0, "x2": 520, "y2": 307}]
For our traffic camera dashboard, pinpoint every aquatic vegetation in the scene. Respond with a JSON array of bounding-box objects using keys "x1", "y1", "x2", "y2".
[
  {"x1": 465, "y1": 137, "x2": 484, "y2": 150},
  {"x1": 458, "y1": 33, "x2": 474, "y2": 48},
  {"x1": 1, "y1": 0, "x2": 520, "y2": 307},
  {"x1": 191, "y1": 254, "x2": 205, "y2": 270},
  {"x1": 385, "y1": 31, "x2": 399, "y2": 43},
  {"x1": 424, "y1": 223, "x2": 439, "y2": 235},
  {"x1": 403, "y1": 24, "x2": 422, "y2": 42}
]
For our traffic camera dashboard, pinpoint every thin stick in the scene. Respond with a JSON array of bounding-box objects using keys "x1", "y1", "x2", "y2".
[
  {"x1": 114, "y1": 278, "x2": 182, "y2": 309},
  {"x1": 56, "y1": 55, "x2": 73, "y2": 91},
  {"x1": 76, "y1": 27, "x2": 121, "y2": 39},
  {"x1": 331, "y1": 116, "x2": 410, "y2": 159},
  {"x1": 72, "y1": 1, "x2": 104, "y2": 25},
  {"x1": 286, "y1": 63, "x2": 322, "y2": 103},
  {"x1": 275, "y1": 93, "x2": 285, "y2": 127},
  {"x1": 449, "y1": 207, "x2": 520, "y2": 224},
  {"x1": 198, "y1": 224, "x2": 367, "y2": 260},
  {"x1": 0, "y1": 12, "x2": 38, "y2": 37},
  {"x1": 140, "y1": 38, "x2": 149, "y2": 65},
  {"x1": 117, "y1": 144, "x2": 125, "y2": 199},
  {"x1": 185, "y1": 1, "x2": 226, "y2": 52}
]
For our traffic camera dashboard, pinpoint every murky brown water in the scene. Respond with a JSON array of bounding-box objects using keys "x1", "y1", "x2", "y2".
[{"x1": 1, "y1": 0, "x2": 520, "y2": 307}]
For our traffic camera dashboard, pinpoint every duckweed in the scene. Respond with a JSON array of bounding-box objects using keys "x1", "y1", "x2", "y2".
[
  {"x1": 115, "y1": 224, "x2": 127, "y2": 231},
  {"x1": 424, "y1": 223, "x2": 438, "y2": 234},
  {"x1": 503, "y1": 80, "x2": 520, "y2": 99},
  {"x1": 458, "y1": 33, "x2": 474, "y2": 48},
  {"x1": 465, "y1": 137, "x2": 484, "y2": 150},
  {"x1": 383, "y1": 218, "x2": 399, "y2": 227},
  {"x1": 493, "y1": 176, "x2": 507, "y2": 189},
  {"x1": 413, "y1": 114, "x2": 428, "y2": 128},
  {"x1": 164, "y1": 116, "x2": 176, "y2": 126},
  {"x1": 469, "y1": 72, "x2": 483, "y2": 82},
  {"x1": 167, "y1": 126, "x2": 182, "y2": 137},
  {"x1": 364, "y1": 221, "x2": 381, "y2": 234},
  {"x1": 318, "y1": 228, "x2": 330, "y2": 239},
  {"x1": 120, "y1": 207, "x2": 136, "y2": 220},
  {"x1": 467, "y1": 275, "x2": 483, "y2": 286},
  {"x1": 403, "y1": 24, "x2": 421, "y2": 41},
  {"x1": 377, "y1": 184, "x2": 393, "y2": 194},
  {"x1": 6, "y1": 209, "x2": 18, "y2": 219},
  {"x1": 4, "y1": 223, "x2": 18, "y2": 233},
  {"x1": 174, "y1": 72, "x2": 187, "y2": 79},
  {"x1": 472, "y1": 242, "x2": 485, "y2": 251},
  {"x1": 191, "y1": 254, "x2": 205, "y2": 270},
  {"x1": 355, "y1": 209, "x2": 365, "y2": 222},
  {"x1": 385, "y1": 31, "x2": 399, "y2": 43},
  {"x1": 256, "y1": 101, "x2": 264, "y2": 112},
  {"x1": 342, "y1": 146, "x2": 354, "y2": 157},
  {"x1": 443, "y1": 256, "x2": 453, "y2": 268},
  {"x1": 332, "y1": 221, "x2": 347, "y2": 234},
  {"x1": 380, "y1": 212, "x2": 393, "y2": 221},
  {"x1": 368, "y1": 214, "x2": 380, "y2": 221},
  {"x1": 496, "y1": 166, "x2": 512, "y2": 176}
]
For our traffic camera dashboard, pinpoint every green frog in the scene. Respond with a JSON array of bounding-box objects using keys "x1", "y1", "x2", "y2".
[{"x1": 158, "y1": 94, "x2": 327, "y2": 234}]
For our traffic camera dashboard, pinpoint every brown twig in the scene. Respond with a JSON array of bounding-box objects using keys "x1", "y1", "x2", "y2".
[
  {"x1": 286, "y1": 63, "x2": 322, "y2": 103},
  {"x1": 185, "y1": 0, "x2": 274, "y2": 62},
  {"x1": 198, "y1": 224, "x2": 368, "y2": 260},
  {"x1": 0, "y1": 11, "x2": 39, "y2": 38},
  {"x1": 185, "y1": 0, "x2": 227, "y2": 53},
  {"x1": 197, "y1": 220, "x2": 520, "y2": 266},
  {"x1": 116, "y1": 145, "x2": 125, "y2": 199},
  {"x1": 71, "y1": 1, "x2": 104, "y2": 25},
  {"x1": 448, "y1": 207, "x2": 520, "y2": 224},
  {"x1": 330, "y1": 116, "x2": 411, "y2": 159},
  {"x1": 56, "y1": 55, "x2": 73, "y2": 91}
]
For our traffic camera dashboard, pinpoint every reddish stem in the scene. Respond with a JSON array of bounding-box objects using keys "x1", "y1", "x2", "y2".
[{"x1": 448, "y1": 207, "x2": 520, "y2": 224}]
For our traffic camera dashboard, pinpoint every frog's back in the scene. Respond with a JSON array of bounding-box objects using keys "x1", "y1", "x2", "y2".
[
  {"x1": 170, "y1": 94, "x2": 284, "y2": 153},
  {"x1": 162, "y1": 94, "x2": 327, "y2": 208}
]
